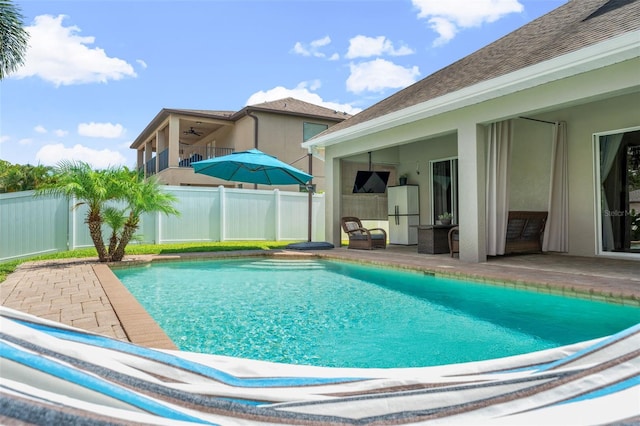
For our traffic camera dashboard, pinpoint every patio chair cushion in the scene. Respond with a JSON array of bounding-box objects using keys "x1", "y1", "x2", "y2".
[{"x1": 345, "y1": 221, "x2": 360, "y2": 232}]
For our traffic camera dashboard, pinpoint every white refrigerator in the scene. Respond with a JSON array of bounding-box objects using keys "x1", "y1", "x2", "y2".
[{"x1": 387, "y1": 185, "x2": 420, "y2": 245}]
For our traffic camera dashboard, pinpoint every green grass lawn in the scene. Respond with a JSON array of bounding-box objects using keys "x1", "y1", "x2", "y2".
[{"x1": 0, "y1": 241, "x2": 294, "y2": 283}]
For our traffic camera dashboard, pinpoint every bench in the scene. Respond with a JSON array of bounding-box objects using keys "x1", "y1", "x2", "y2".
[
  {"x1": 448, "y1": 211, "x2": 548, "y2": 257},
  {"x1": 505, "y1": 211, "x2": 548, "y2": 254}
]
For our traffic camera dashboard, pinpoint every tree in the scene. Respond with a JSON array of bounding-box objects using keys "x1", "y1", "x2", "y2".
[
  {"x1": 0, "y1": 0, "x2": 30, "y2": 80},
  {"x1": 35, "y1": 161, "x2": 179, "y2": 262},
  {"x1": 36, "y1": 161, "x2": 114, "y2": 261},
  {"x1": 0, "y1": 161, "x2": 55, "y2": 193},
  {"x1": 110, "y1": 168, "x2": 179, "y2": 261}
]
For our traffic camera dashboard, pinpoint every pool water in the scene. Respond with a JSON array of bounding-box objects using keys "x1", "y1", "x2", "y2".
[{"x1": 114, "y1": 258, "x2": 640, "y2": 368}]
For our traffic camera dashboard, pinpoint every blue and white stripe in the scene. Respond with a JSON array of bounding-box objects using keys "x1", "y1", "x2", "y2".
[{"x1": 1, "y1": 307, "x2": 638, "y2": 425}]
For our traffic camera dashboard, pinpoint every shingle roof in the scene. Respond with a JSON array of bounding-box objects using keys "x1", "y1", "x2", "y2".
[
  {"x1": 131, "y1": 98, "x2": 350, "y2": 148},
  {"x1": 167, "y1": 97, "x2": 350, "y2": 122},
  {"x1": 320, "y1": 0, "x2": 640, "y2": 136},
  {"x1": 238, "y1": 97, "x2": 351, "y2": 121}
]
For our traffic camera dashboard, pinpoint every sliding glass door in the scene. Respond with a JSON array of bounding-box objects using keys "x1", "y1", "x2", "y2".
[
  {"x1": 431, "y1": 158, "x2": 458, "y2": 224},
  {"x1": 596, "y1": 128, "x2": 640, "y2": 255}
]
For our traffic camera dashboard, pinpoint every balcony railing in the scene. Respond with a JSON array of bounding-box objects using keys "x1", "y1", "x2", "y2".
[
  {"x1": 147, "y1": 147, "x2": 235, "y2": 173},
  {"x1": 178, "y1": 146, "x2": 234, "y2": 168},
  {"x1": 145, "y1": 157, "x2": 156, "y2": 176},
  {"x1": 158, "y1": 149, "x2": 169, "y2": 172}
]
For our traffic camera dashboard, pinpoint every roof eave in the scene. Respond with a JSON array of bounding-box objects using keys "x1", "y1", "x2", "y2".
[
  {"x1": 130, "y1": 109, "x2": 234, "y2": 149},
  {"x1": 235, "y1": 105, "x2": 349, "y2": 123},
  {"x1": 303, "y1": 31, "x2": 640, "y2": 150}
]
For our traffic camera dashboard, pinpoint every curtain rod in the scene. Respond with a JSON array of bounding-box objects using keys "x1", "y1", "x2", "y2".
[{"x1": 519, "y1": 116, "x2": 557, "y2": 125}]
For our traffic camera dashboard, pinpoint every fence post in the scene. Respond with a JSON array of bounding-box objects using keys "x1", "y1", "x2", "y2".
[
  {"x1": 156, "y1": 210, "x2": 161, "y2": 244},
  {"x1": 219, "y1": 185, "x2": 226, "y2": 241},
  {"x1": 274, "y1": 189, "x2": 281, "y2": 241},
  {"x1": 69, "y1": 196, "x2": 76, "y2": 250}
]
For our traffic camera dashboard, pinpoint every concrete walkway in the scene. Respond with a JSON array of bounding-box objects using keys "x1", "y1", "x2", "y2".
[{"x1": 1, "y1": 248, "x2": 638, "y2": 349}]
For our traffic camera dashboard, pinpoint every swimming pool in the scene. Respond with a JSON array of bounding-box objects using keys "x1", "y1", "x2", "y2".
[{"x1": 114, "y1": 258, "x2": 640, "y2": 368}]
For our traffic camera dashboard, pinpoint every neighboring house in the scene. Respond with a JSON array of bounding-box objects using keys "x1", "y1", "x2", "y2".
[
  {"x1": 130, "y1": 98, "x2": 350, "y2": 191},
  {"x1": 303, "y1": 0, "x2": 640, "y2": 262}
]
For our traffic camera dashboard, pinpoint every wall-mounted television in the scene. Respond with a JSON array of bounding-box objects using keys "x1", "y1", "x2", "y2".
[{"x1": 352, "y1": 171, "x2": 390, "y2": 193}]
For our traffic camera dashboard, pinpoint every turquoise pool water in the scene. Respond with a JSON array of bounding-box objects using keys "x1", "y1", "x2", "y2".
[{"x1": 114, "y1": 258, "x2": 640, "y2": 368}]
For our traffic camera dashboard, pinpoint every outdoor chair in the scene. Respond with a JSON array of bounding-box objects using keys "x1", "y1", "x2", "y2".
[
  {"x1": 448, "y1": 226, "x2": 459, "y2": 257},
  {"x1": 341, "y1": 217, "x2": 387, "y2": 250}
]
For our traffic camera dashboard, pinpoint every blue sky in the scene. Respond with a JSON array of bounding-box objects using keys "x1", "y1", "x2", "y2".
[{"x1": 1, "y1": 0, "x2": 566, "y2": 169}]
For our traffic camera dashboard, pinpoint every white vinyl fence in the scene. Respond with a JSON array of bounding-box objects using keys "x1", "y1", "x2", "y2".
[{"x1": 0, "y1": 186, "x2": 325, "y2": 262}]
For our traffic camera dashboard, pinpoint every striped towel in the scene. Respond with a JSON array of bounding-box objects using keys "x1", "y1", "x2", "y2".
[{"x1": 1, "y1": 306, "x2": 638, "y2": 425}]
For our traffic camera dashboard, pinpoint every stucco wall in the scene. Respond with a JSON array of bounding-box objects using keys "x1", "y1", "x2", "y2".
[
  {"x1": 398, "y1": 133, "x2": 458, "y2": 224},
  {"x1": 509, "y1": 119, "x2": 553, "y2": 211}
]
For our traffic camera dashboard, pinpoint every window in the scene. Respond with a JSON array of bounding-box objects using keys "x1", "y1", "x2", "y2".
[
  {"x1": 430, "y1": 158, "x2": 458, "y2": 223},
  {"x1": 303, "y1": 122, "x2": 328, "y2": 142},
  {"x1": 595, "y1": 128, "x2": 640, "y2": 255}
]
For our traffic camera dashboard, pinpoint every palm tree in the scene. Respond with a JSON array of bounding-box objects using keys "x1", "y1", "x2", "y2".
[
  {"x1": 102, "y1": 206, "x2": 127, "y2": 258},
  {"x1": 36, "y1": 161, "x2": 115, "y2": 261},
  {"x1": 110, "y1": 169, "x2": 179, "y2": 261},
  {"x1": 0, "y1": 0, "x2": 30, "y2": 80},
  {"x1": 36, "y1": 161, "x2": 179, "y2": 262}
]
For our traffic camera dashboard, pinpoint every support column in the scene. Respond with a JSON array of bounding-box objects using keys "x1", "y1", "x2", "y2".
[
  {"x1": 168, "y1": 116, "x2": 180, "y2": 168},
  {"x1": 137, "y1": 149, "x2": 145, "y2": 174},
  {"x1": 457, "y1": 123, "x2": 487, "y2": 262},
  {"x1": 325, "y1": 156, "x2": 342, "y2": 246},
  {"x1": 144, "y1": 140, "x2": 153, "y2": 176}
]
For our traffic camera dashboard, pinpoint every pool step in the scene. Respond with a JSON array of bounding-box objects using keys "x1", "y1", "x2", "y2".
[{"x1": 240, "y1": 259, "x2": 326, "y2": 270}]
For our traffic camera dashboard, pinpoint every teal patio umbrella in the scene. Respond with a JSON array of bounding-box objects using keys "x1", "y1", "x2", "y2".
[
  {"x1": 192, "y1": 149, "x2": 333, "y2": 249},
  {"x1": 192, "y1": 149, "x2": 312, "y2": 186}
]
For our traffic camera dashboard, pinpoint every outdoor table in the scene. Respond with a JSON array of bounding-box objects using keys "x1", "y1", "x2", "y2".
[{"x1": 416, "y1": 224, "x2": 457, "y2": 254}]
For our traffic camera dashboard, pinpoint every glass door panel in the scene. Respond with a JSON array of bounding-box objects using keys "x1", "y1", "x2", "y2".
[
  {"x1": 431, "y1": 159, "x2": 458, "y2": 224},
  {"x1": 598, "y1": 129, "x2": 640, "y2": 253}
]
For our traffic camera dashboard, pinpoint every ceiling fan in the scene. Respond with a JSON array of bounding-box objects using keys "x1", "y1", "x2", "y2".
[{"x1": 183, "y1": 127, "x2": 203, "y2": 136}]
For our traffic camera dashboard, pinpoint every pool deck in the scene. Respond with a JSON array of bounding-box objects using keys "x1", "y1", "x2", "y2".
[{"x1": 1, "y1": 246, "x2": 639, "y2": 349}]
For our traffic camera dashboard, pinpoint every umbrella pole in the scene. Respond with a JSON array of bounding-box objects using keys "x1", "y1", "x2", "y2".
[{"x1": 307, "y1": 153, "x2": 312, "y2": 242}]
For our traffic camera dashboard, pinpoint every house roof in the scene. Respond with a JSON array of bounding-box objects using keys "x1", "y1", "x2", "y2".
[
  {"x1": 131, "y1": 98, "x2": 350, "y2": 149},
  {"x1": 237, "y1": 97, "x2": 351, "y2": 121},
  {"x1": 311, "y1": 0, "x2": 640, "y2": 140}
]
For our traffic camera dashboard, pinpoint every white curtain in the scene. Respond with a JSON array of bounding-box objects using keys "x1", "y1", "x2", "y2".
[
  {"x1": 543, "y1": 122, "x2": 569, "y2": 252},
  {"x1": 486, "y1": 120, "x2": 512, "y2": 256},
  {"x1": 599, "y1": 133, "x2": 624, "y2": 251}
]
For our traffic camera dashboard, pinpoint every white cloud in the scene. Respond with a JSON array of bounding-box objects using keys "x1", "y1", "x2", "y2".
[
  {"x1": 346, "y1": 35, "x2": 414, "y2": 59},
  {"x1": 19, "y1": 138, "x2": 34, "y2": 146},
  {"x1": 54, "y1": 129, "x2": 68, "y2": 137},
  {"x1": 291, "y1": 36, "x2": 338, "y2": 60},
  {"x1": 0, "y1": 135, "x2": 9, "y2": 145},
  {"x1": 11, "y1": 14, "x2": 137, "y2": 86},
  {"x1": 428, "y1": 17, "x2": 458, "y2": 46},
  {"x1": 136, "y1": 59, "x2": 148, "y2": 69},
  {"x1": 77, "y1": 122, "x2": 125, "y2": 138},
  {"x1": 412, "y1": 0, "x2": 524, "y2": 46},
  {"x1": 346, "y1": 59, "x2": 420, "y2": 94},
  {"x1": 34, "y1": 125, "x2": 47, "y2": 134},
  {"x1": 246, "y1": 81, "x2": 362, "y2": 115},
  {"x1": 36, "y1": 143, "x2": 127, "y2": 168}
]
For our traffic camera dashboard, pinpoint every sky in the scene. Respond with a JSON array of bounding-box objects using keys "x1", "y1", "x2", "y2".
[{"x1": 1, "y1": 0, "x2": 567, "y2": 169}]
